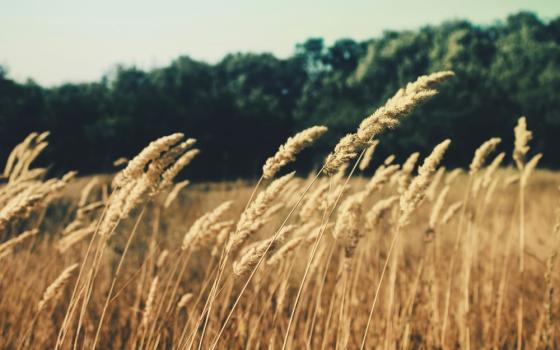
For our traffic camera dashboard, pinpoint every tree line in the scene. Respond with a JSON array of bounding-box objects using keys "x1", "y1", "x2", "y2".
[{"x1": 1, "y1": 12, "x2": 560, "y2": 180}]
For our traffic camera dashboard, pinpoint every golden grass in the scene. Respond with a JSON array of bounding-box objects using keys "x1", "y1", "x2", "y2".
[
  {"x1": 1, "y1": 71, "x2": 559, "y2": 349},
  {"x1": 0, "y1": 168, "x2": 558, "y2": 349}
]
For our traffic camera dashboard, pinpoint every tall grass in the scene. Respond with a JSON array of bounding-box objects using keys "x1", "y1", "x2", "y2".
[{"x1": 0, "y1": 71, "x2": 558, "y2": 349}]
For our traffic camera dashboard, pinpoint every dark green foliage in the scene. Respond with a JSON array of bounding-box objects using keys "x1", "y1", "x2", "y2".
[{"x1": 1, "y1": 12, "x2": 559, "y2": 179}]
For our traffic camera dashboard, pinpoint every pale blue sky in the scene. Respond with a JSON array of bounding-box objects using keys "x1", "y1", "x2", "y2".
[{"x1": 1, "y1": 0, "x2": 559, "y2": 85}]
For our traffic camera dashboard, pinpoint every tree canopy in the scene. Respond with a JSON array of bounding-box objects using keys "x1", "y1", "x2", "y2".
[{"x1": 1, "y1": 12, "x2": 559, "y2": 179}]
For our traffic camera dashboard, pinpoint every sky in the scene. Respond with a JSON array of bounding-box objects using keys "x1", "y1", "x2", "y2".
[{"x1": 1, "y1": 0, "x2": 559, "y2": 86}]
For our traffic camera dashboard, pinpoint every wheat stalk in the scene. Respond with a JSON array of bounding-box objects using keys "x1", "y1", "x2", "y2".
[
  {"x1": 263, "y1": 126, "x2": 327, "y2": 179},
  {"x1": 233, "y1": 225, "x2": 294, "y2": 276},
  {"x1": 358, "y1": 141, "x2": 379, "y2": 171},
  {"x1": 365, "y1": 195, "x2": 399, "y2": 229},
  {"x1": 227, "y1": 172, "x2": 294, "y2": 252},
  {"x1": 0, "y1": 228, "x2": 38, "y2": 254},
  {"x1": 113, "y1": 133, "x2": 185, "y2": 188},
  {"x1": 164, "y1": 180, "x2": 190, "y2": 208},
  {"x1": 400, "y1": 139, "x2": 451, "y2": 226},
  {"x1": 513, "y1": 116, "x2": 532, "y2": 170},
  {"x1": 177, "y1": 293, "x2": 194, "y2": 310},
  {"x1": 469, "y1": 138, "x2": 501, "y2": 175},
  {"x1": 333, "y1": 193, "x2": 363, "y2": 268},
  {"x1": 323, "y1": 71, "x2": 454, "y2": 175},
  {"x1": 38, "y1": 264, "x2": 79, "y2": 312},
  {"x1": 441, "y1": 201, "x2": 463, "y2": 225},
  {"x1": 383, "y1": 154, "x2": 396, "y2": 165},
  {"x1": 429, "y1": 185, "x2": 450, "y2": 229},
  {"x1": 398, "y1": 152, "x2": 420, "y2": 193},
  {"x1": 182, "y1": 201, "x2": 234, "y2": 251}
]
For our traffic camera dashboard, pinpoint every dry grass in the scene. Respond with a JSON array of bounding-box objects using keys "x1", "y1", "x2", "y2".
[{"x1": 0, "y1": 71, "x2": 559, "y2": 349}]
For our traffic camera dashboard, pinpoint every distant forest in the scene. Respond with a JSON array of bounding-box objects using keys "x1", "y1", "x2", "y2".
[{"x1": 1, "y1": 12, "x2": 560, "y2": 180}]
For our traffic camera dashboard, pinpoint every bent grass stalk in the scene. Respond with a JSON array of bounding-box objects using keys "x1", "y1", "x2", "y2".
[
  {"x1": 193, "y1": 176, "x2": 264, "y2": 349},
  {"x1": 92, "y1": 205, "x2": 147, "y2": 349},
  {"x1": 306, "y1": 240, "x2": 337, "y2": 346},
  {"x1": 440, "y1": 176, "x2": 473, "y2": 347},
  {"x1": 146, "y1": 248, "x2": 196, "y2": 348},
  {"x1": 55, "y1": 201, "x2": 112, "y2": 350},
  {"x1": 281, "y1": 146, "x2": 370, "y2": 350},
  {"x1": 360, "y1": 223, "x2": 401, "y2": 349},
  {"x1": 209, "y1": 171, "x2": 322, "y2": 350},
  {"x1": 198, "y1": 126, "x2": 325, "y2": 347}
]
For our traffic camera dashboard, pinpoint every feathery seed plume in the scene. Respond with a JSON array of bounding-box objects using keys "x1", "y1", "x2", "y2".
[
  {"x1": 429, "y1": 185, "x2": 449, "y2": 229},
  {"x1": 164, "y1": 180, "x2": 190, "y2": 209},
  {"x1": 177, "y1": 293, "x2": 193, "y2": 309},
  {"x1": 262, "y1": 126, "x2": 327, "y2": 179},
  {"x1": 78, "y1": 178, "x2": 98, "y2": 208},
  {"x1": 513, "y1": 116, "x2": 532, "y2": 170},
  {"x1": 182, "y1": 201, "x2": 233, "y2": 250},
  {"x1": 521, "y1": 153, "x2": 542, "y2": 187},
  {"x1": 445, "y1": 168, "x2": 462, "y2": 185},
  {"x1": 482, "y1": 152, "x2": 505, "y2": 188},
  {"x1": 157, "y1": 250, "x2": 169, "y2": 268},
  {"x1": 426, "y1": 166, "x2": 446, "y2": 201},
  {"x1": 299, "y1": 182, "x2": 330, "y2": 221},
  {"x1": 3, "y1": 132, "x2": 38, "y2": 178},
  {"x1": 141, "y1": 276, "x2": 159, "y2": 329},
  {"x1": 228, "y1": 172, "x2": 294, "y2": 251},
  {"x1": 320, "y1": 183, "x2": 350, "y2": 213},
  {"x1": 469, "y1": 138, "x2": 501, "y2": 175},
  {"x1": 398, "y1": 152, "x2": 420, "y2": 194},
  {"x1": 56, "y1": 225, "x2": 95, "y2": 253},
  {"x1": 366, "y1": 196, "x2": 399, "y2": 229},
  {"x1": 324, "y1": 71, "x2": 453, "y2": 175},
  {"x1": 160, "y1": 146, "x2": 198, "y2": 188},
  {"x1": 305, "y1": 223, "x2": 334, "y2": 245},
  {"x1": 441, "y1": 201, "x2": 463, "y2": 225},
  {"x1": 37, "y1": 263, "x2": 79, "y2": 311},
  {"x1": 100, "y1": 134, "x2": 197, "y2": 237},
  {"x1": 324, "y1": 134, "x2": 362, "y2": 176},
  {"x1": 484, "y1": 178, "x2": 499, "y2": 205},
  {"x1": 384, "y1": 154, "x2": 396, "y2": 165},
  {"x1": 267, "y1": 236, "x2": 305, "y2": 267},
  {"x1": 400, "y1": 139, "x2": 451, "y2": 226},
  {"x1": 232, "y1": 225, "x2": 294, "y2": 276},
  {"x1": 0, "y1": 174, "x2": 74, "y2": 230},
  {"x1": 503, "y1": 175, "x2": 519, "y2": 188},
  {"x1": 356, "y1": 71, "x2": 454, "y2": 144},
  {"x1": 211, "y1": 220, "x2": 236, "y2": 257},
  {"x1": 364, "y1": 164, "x2": 400, "y2": 197},
  {"x1": 113, "y1": 157, "x2": 128, "y2": 167},
  {"x1": 113, "y1": 133, "x2": 184, "y2": 188},
  {"x1": 0, "y1": 229, "x2": 38, "y2": 254},
  {"x1": 358, "y1": 140, "x2": 379, "y2": 171},
  {"x1": 333, "y1": 193, "x2": 363, "y2": 267}
]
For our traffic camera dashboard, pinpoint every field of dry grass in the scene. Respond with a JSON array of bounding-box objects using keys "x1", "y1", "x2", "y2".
[{"x1": 1, "y1": 71, "x2": 559, "y2": 349}]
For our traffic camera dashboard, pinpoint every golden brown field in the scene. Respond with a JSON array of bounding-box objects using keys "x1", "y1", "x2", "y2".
[{"x1": 0, "y1": 71, "x2": 558, "y2": 349}]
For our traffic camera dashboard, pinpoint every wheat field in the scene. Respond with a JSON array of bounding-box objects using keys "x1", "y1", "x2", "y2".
[{"x1": 0, "y1": 71, "x2": 559, "y2": 349}]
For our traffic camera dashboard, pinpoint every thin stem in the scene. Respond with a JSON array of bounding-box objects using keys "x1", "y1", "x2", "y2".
[
  {"x1": 55, "y1": 202, "x2": 111, "y2": 350},
  {"x1": 92, "y1": 206, "x2": 147, "y2": 349},
  {"x1": 440, "y1": 176, "x2": 473, "y2": 346},
  {"x1": 194, "y1": 175, "x2": 264, "y2": 349},
  {"x1": 517, "y1": 180, "x2": 525, "y2": 350},
  {"x1": 282, "y1": 147, "x2": 368, "y2": 350},
  {"x1": 360, "y1": 224, "x2": 401, "y2": 350},
  {"x1": 208, "y1": 172, "x2": 321, "y2": 350},
  {"x1": 306, "y1": 241, "x2": 336, "y2": 346},
  {"x1": 335, "y1": 268, "x2": 349, "y2": 350}
]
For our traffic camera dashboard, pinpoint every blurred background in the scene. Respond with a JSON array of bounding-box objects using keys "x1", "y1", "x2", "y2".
[{"x1": 1, "y1": 0, "x2": 560, "y2": 180}]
